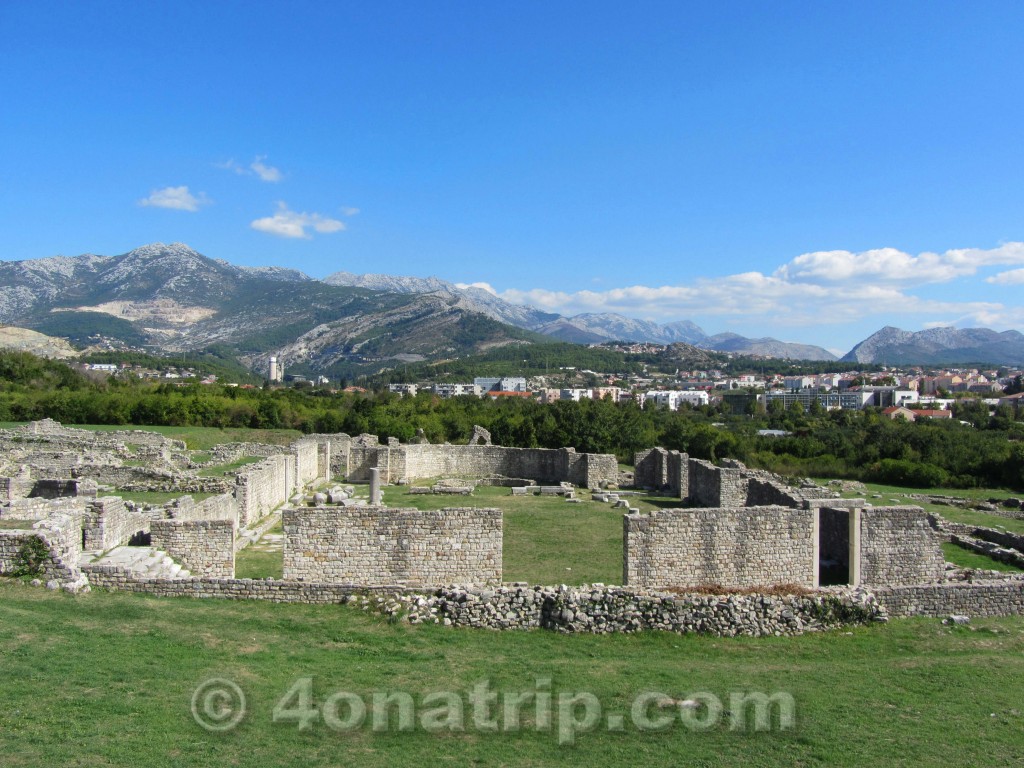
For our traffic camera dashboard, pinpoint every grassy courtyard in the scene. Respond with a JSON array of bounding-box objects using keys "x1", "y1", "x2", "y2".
[{"x1": 1, "y1": 581, "x2": 1023, "y2": 767}]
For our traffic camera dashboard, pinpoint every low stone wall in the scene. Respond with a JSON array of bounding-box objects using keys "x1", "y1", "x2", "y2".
[
  {"x1": 2, "y1": 497, "x2": 85, "y2": 521},
  {"x1": 151, "y1": 519, "x2": 234, "y2": 578},
  {"x1": 283, "y1": 506, "x2": 502, "y2": 586},
  {"x1": 624, "y1": 506, "x2": 816, "y2": 589},
  {"x1": 0, "y1": 530, "x2": 36, "y2": 575},
  {"x1": 66, "y1": 575, "x2": 886, "y2": 636},
  {"x1": 875, "y1": 580, "x2": 1024, "y2": 617},
  {"x1": 0, "y1": 510, "x2": 84, "y2": 584},
  {"x1": 83, "y1": 497, "x2": 149, "y2": 551},
  {"x1": 746, "y1": 478, "x2": 804, "y2": 508},
  {"x1": 162, "y1": 493, "x2": 238, "y2": 524}
]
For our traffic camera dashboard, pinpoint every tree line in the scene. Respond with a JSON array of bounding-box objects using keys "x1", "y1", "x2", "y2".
[{"x1": 1, "y1": 350, "x2": 1021, "y2": 490}]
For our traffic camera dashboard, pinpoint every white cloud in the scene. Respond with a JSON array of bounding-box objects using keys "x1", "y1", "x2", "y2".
[
  {"x1": 493, "y1": 241, "x2": 1024, "y2": 337},
  {"x1": 214, "y1": 159, "x2": 247, "y2": 175},
  {"x1": 250, "y1": 202, "x2": 345, "y2": 239},
  {"x1": 341, "y1": 206, "x2": 360, "y2": 217},
  {"x1": 250, "y1": 156, "x2": 283, "y2": 182},
  {"x1": 455, "y1": 281, "x2": 498, "y2": 295},
  {"x1": 986, "y1": 268, "x2": 1024, "y2": 285},
  {"x1": 774, "y1": 242, "x2": 1024, "y2": 286},
  {"x1": 216, "y1": 156, "x2": 284, "y2": 182},
  {"x1": 138, "y1": 186, "x2": 210, "y2": 212}
]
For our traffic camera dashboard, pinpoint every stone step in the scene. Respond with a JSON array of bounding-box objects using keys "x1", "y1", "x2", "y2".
[{"x1": 88, "y1": 545, "x2": 191, "y2": 580}]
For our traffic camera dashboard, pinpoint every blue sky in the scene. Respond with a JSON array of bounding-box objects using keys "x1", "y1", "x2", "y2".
[{"x1": 2, "y1": 1, "x2": 1023, "y2": 354}]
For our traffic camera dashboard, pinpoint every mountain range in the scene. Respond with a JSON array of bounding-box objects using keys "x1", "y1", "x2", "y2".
[{"x1": 1, "y1": 242, "x2": 1023, "y2": 372}]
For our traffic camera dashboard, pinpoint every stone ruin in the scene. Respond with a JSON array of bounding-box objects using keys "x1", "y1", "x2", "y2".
[{"x1": 1, "y1": 421, "x2": 1022, "y2": 632}]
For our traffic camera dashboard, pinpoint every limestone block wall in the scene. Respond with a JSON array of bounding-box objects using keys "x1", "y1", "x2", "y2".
[
  {"x1": 234, "y1": 454, "x2": 291, "y2": 527},
  {"x1": 292, "y1": 439, "x2": 322, "y2": 487},
  {"x1": 163, "y1": 494, "x2": 239, "y2": 524},
  {"x1": 687, "y1": 459, "x2": 748, "y2": 507},
  {"x1": 83, "y1": 497, "x2": 148, "y2": 551},
  {"x1": 283, "y1": 506, "x2": 502, "y2": 586},
  {"x1": 624, "y1": 506, "x2": 817, "y2": 589},
  {"x1": 875, "y1": 580, "x2": 1024, "y2": 617},
  {"x1": 0, "y1": 530, "x2": 32, "y2": 574},
  {"x1": 634, "y1": 449, "x2": 688, "y2": 498},
  {"x1": 2, "y1": 497, "x2": 85, "y2": 521},
  {"x1": 746, "y1": 478, "x2": 803, "y2": 508},
  {"x1": 859, "y1": 506, "x2": 945, "y2": 587},
  {"x1": 634, "y1": 448, "x2": 667, "y2": 489},
  {"x1": 347, "y1": 444, "x2": 618, "y2": 489},
  {"x1": 150, "y1": 519, "x2": 234, "y2": 578}
]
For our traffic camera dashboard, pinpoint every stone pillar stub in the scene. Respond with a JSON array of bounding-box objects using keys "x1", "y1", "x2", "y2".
[{"x1": 369, "y1": 468, "x2": 382, "y2": 505}]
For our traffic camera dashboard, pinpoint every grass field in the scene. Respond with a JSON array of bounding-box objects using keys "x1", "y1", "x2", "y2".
[
  {"x1": 0, "y1": 422, "x2": 303, "y2": 450},
  {"x1": 940, "y1": 541, "x2": 1024, "y2": 572},
  {"x1": 1, "y1": 581, "x2": 1023, "y2": 767}
]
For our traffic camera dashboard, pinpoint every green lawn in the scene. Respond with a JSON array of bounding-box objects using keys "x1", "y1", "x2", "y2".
[
  {"x1": 381, "y1": 485, "x2": 626, "y2": 584},
  {"x1": 1, "y1": 581, "x2": 1023, "y2": 767},
  {"x1": 199, "y1": 455, "x2": 266, "y2": 477},
  {"x1": 940, "y1": 541, "x2": 1024, "y2": 573}
]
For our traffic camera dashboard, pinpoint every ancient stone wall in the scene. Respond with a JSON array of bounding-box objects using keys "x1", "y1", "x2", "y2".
[
  {"x1": 0, "y1": 473, "x2": 34, "y2": 500},
  {"x1": 347, "y1": 444, "x2": 617, "y2": 489},
  {"x1": 150, "y1": 519, "x2": 234, "y2": 578},
  {"x1": 234, "y1": 454, "x2": 291, "y2": 527},
  {"x1": 858, "y1": 506, "x2": 945, "y2": 587},
  {"x1": 162, "y1": 493, "x2": 239, "y2": 524},
  {"x1": 875, "y1": 580, "x2": 1024, "y2": 617},
  {"x1": 624, "y1": 506, "x2": 817, "y2": 589},
  {"x1": 686, "y1": 459, "x2": 748, "y2": 507},
  {"x1": 745, "y1": 478, "x2": 804, "y2": 507},
  {"x1": 283, "y1": 506, "x2": 502, "y2": 586},
  {"x1": 68, "y1": 575, "x2": 884, "y2": 636},
  {"x1": 633, "y1": 448, "x2": 688, "y2": 498},
  {"x1": 2, "y1": 496, "x2": 85, "y2": 521},
  {"x1": 292, "y1": 439, "x2": 322, "y2": 487},
  {"x1": 82, "y1": 497, "x2": 149, "y2": 551},
  {"x1": 0, "y1": 510, "x2": 84, "y2": 582}
]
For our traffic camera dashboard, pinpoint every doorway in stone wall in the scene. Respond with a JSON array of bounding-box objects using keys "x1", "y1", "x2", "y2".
[{"x1": 818, "y1": 507, "x2": 852, "y2": 586}]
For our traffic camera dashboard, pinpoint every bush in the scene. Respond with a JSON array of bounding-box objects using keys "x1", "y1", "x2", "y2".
[{"x1": 866, "y1": 458, "x2": 948, "y2": 488}]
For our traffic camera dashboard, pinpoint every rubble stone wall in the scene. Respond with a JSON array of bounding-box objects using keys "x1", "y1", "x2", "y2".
[
  {"x1": 283, "y1": 506, "x2": 502, "y2": 586},
  {"x1": 0, "y1": 510, "x2": 83, "y2": 581}
]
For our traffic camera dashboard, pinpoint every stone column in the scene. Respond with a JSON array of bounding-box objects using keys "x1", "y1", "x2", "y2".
[{"x1": 369, "y1": 468, "x2": 382, "y2": 505}]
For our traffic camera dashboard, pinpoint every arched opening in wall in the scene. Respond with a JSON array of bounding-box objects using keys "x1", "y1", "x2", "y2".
[{"x1": 818, "y1": 507, "x2": 852, "y2": 586}]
